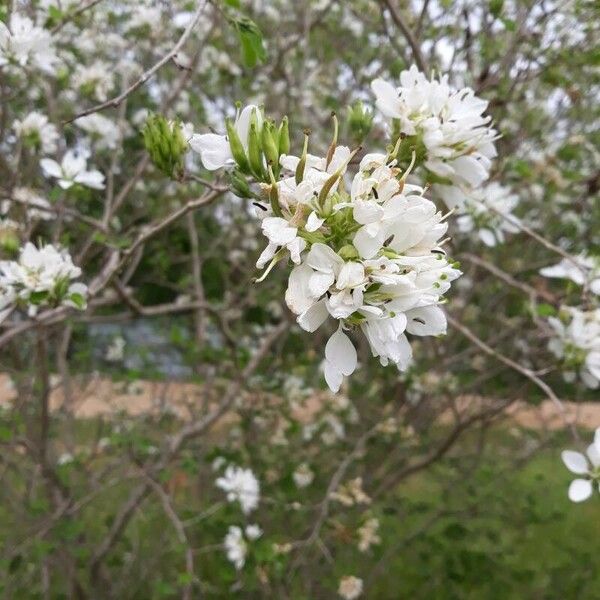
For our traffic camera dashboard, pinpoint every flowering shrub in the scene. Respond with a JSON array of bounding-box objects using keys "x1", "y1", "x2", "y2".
[{"x1": 0, "y1": 0, "x2": 597, "y2": 597}]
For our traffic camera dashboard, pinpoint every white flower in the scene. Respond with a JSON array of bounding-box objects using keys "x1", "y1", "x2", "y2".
[
  {"x1": 11, "y1": 188, "x2": 52, "y2": 221},
  {"x1": 105, "y1": 336, "x2": 126, "y2": 362},
  {"x1": 323, "y1": 325, "x2": 358, "y2": 393},
  {"x1": 372, "y1": 66, "x2": 496, "y2": 208},
  {"x1": 293, "y1": 463, "x2": 314, "y2": 488},
  {"x1": 0, "y1": 14, "x2": 58, "y2": 73},
  {"x1": 357, "y1": 518, "x2": 381, "y2": 552},
  {"x1": 256, "y1": 217, "x2": 307, "y2": 269},
  {"x1": 561, "y1": 428, "x2": 600, "y2": 502},
  {"x1": 224, "y1": 526, "x2": 247, "y2": 570},
  {"x1": 0, "y1": 242, "x2": 87, "y2": 315},
  {"x1": 14, "y1": 112, "x2": 59, "y2": 154},
  {"x1": 215, "y1": 465, "x2": 260, "y2": 514},
  {"x1": 456, "y1": 183, "x2": 520, "y2": 247},
  {"x1": 41, "y1": 150, "x2": 105, "y2": 190},
  {"x1": 540, "y1": 255, "x2": 600, "y2": 295},
  {"x1": 244, "y1": 524, "x2": 262, "y2": 540},
  {"x1": 76, "y1": 114, "x2": 121, "y2": 150},
  {"x1": 223, "y1": 524, "x2": 262, "y2": 570},
  {"x1": 190, "y1": 105, "x2": 263, "y2": 171},
  {"x1": 72, "y1": 61, "x2": 115, "y2": 102},
  {"x1": 548, "y1": 308, "x2": 600, "y2": 389},
  {"x1": 338, "y1": 575, "x2": 364, "y2": 600}
]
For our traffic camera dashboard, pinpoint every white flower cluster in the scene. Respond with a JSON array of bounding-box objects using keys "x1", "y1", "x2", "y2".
[
  {"x1": 547, "y1": 308, "x2": 600, "y2": 389},
  {"x1": 223, "y1": 524, "x2": 262, "y2": 570},
  {"x1": 0, "y1": 14, "x2": 58, "y2": 73},
  {"x1": 272, "y1": 148, "x2": 460, "y2": 392},
  {"x1": 562, "y1": 427, "x2": 600, "y2": 502},
  {"x1": 193, "y1": 100, "x2": 462, "y2": 392},
  {"x1": 371, "y1": 65, "x2": 497, "y2": 209},
  {"x1": 0, "y1": 242, "x2": 88, "y2": 320},
  {"x1": 456, "y1": 182, "x2": 520, "y2": 247},
  {"x1": 540, "y1": 255, "x2": 600, "y2": 296},
  {"x1": 215, "y1": 464, "x2": 260, "y2": 514}
]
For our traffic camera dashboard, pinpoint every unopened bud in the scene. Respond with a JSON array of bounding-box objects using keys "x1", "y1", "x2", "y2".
[
  {"x1": 347, "y1": 101, "x2": 373, "y2": 144},
  {"x1": 142, "y1": 114, "x2": 189, "y2": 180}
]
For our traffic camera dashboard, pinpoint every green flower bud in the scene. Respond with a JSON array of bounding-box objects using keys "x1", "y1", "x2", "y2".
[
  {"x1": 142, "y1": 114, "x2": 188, "y2": 180},
  {"x1": 347, "y1": 101, "x2": 373, "y2": 144},
  {"x1": 0, "y1": 228, "x2": 19, "y2": 253},
  {"x1": 338, "y1": 244, "x2": 359, "y2": 260},
  {"x1": 226, "y1": 117, "x2": 251, "y2": 174},
  {"x1": 229, "y1": 169, "x2": 253, "y2": 198},
  {"x1": 248, "y1": 109, "x2": 266, "y2": 180},
  {"x1": 261, "y1": 120, "x2": 280, "y2": 176},
  {"x1": 278, "y1": 116, "x2": 290, "y2": 156}
]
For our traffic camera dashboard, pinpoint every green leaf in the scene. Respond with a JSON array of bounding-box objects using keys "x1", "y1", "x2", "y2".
[
  {"x1": 536, "y1": 303, "x2": 556, "y2": 317},
  {"x1": 233, "y1": 17, "x2": 266, "y2": 68}
]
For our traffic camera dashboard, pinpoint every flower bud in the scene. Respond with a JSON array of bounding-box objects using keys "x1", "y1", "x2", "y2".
[
  {"x1": 347, "y1": 101, "x2": 373, "y2": 144},
  {"x1": 248, "y1": 110, "x2": 265, "y2": 180},
  {"x1": 229, "y1": 169, "x2": 253, "y2": 198},
  {"x1": 338, "y1": 244, "x2": 359, "y2": 261},
  {"x1": 278, "y1": 116, "x2": 290, "y2": 156},
  {"x1": 142, "y1": 114, "x2": 188, "y2": 180},
  {"x1": 261, "y1": 120, "x2": 280, "y2": 176},
  {"x1": 226, "y1": 117, "x2": 251, "y2": 174}
]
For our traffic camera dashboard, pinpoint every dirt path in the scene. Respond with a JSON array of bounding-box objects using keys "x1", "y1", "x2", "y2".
[{"x1": 1, "y1": 373, "x2": 598, "y2": 430}]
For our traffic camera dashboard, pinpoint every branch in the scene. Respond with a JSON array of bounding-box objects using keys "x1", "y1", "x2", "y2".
[
  {"x1": 381, "y1": 0, "x2": 427, "y2": 72},
  {"x1": 447, "y1": 314, "x2": 579, "y2": 442},
  {"x1": 66, "y1": 0, "x2": 207, "y2": 123}
]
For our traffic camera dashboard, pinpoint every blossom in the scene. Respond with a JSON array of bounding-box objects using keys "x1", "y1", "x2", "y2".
[
  {"x1": 41, "y1": 150, "x2": 105, "y2": 190},
  {"x1": 202, "y1": 103, "x2": 462, "y2": 393},
  {"x1": 223, "y1": 524, "x2": 262, "y2": 570},
  {"x1": 13, "y1": 112, "x2": 60, "y2": 154},
  {"x1": 456, "y1": 183, "x2": 520, "y2": 247},
  {"x1": 338, "y1": 576, "x2": 364, "y2": 600},
  {"x1": 547, "y1": 308, "x2": 600, "y2": 389},
  {"x1": 215, "y1": 465, "x2": 260, "y2": 514},
  {"x1": 540, "y1": 255, "x2": 600, "y2": 295},
  {"x1": 357, "y1": 518, "x2": 381, "y2": 552},
  {"x1": 72, "y1": 61, "x2": 115, "y2": 102},
  {"x1": 0, "y1": 242, "x2": 87, "y2": 316},
  {"x1": 256, "y1": 217, "x2": 306, "y2": 268},
  {"x1": 76, "y1": 114, "x2": 121, "y2": 150},
  {"x1": 561, "y1": 428, "x2": 600, "y2": 502},
  {"x1": 190, "y1": 105, "x2": 262, "y2": 171},
  {"x1": 371, "y1": 66, "x2": 496, "y2": 208},
  {"x1": 293, "y1": 463, "x2": 315, "y2": 488},
  {"x1": 0, "y1": 14, "x2": 58, "y2": 72},
  {"x1": 223, "y1": 526, "x2": 247, "y2": 570}
]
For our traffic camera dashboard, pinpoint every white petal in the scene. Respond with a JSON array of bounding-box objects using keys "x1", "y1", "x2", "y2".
[
  {"x1": 568, "y1": 479, "x2": 593, "y2": 503},
  {"x1": 353, "y1": 226, "x2": 385, "y2": 259},
  {"x1": 371, "y1": 78, "x2": 401, "y2": 119},
  {"x1": 336, "y1": 262, "x2": 365, "y2": 290},
  {"x1": 256, "y1": 242, "x2": 277, "y2": 269},
  {"x1": 306, "y1": 243, "x2": 343, "y2": 273},
  {"x1": 309, "y1": 271, "x2": 335, "y2": 297},
  {"x1": 305, "y1": 211, "x2": 325, "y2": 232},
  {"x1": 323, "y1": 359, "x2": 343, "y2": 393},
  {"x1": 405, "y1": 305, "x2": 447, "y2": 336},
  {"x1": 561, "y1": 450, "x2": 589, "y2": 475},
  {"x1": 75, "y1": 170, "x2": 105, "y2": 190},
  {"x1": 354, "y1": 200, "x2": 384, "y2": 225},
  {"x1": 189, "y1": 133, "x2": 232, "y2": 170},
  {"x1": 285, "y1": 264, "x2": 315, "y2": 314},
  {"x1": 325, "y1": 326, "x2": 357, "y2": 377},
  {"x1": 297, "y1": 299, "x2": 329, "y2": 332},
  {"x1": 40, "y1": 158, "x2": 62, "y2": 179},
  {"x1": 586, "y1": 442, "x2": 600, "y2": 469}
]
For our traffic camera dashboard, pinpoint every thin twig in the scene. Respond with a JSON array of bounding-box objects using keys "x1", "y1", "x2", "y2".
[{"x1": 66, "y1": 0, "x2": 207, "y2": 123}]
